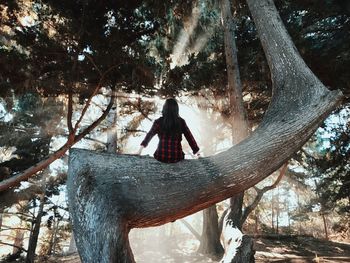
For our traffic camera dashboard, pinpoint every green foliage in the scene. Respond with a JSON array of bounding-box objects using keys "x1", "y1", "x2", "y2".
[{"x1": 303, "y1": 106, "x2": 350, "y2": 216}]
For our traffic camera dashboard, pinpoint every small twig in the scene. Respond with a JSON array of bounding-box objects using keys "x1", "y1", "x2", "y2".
[
  {"x1": 73, "y1": 63, "x2": 122, "y2": 133},
  {"x1": 84, "y1": 53, "x2": 103, "y2": 77},
  {"x1": 124, "y1": 129, "x2": 147, "y2": 134}
]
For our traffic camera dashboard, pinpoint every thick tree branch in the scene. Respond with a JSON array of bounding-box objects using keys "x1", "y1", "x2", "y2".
[{"x1": 67, "y1": 0, "x2": 343, "y2": 262}]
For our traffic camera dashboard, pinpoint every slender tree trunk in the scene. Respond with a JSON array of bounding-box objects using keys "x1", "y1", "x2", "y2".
[
  {"x1": 26, "y1": 194, "x2": 45, "y2": 263},
  {"x1": 47, "y1": 218, "x2": 59, "y2": 255},
  {"x1": 197, "y1": 103, "x2": 224, "y2": 258},
  {"x1": 47, "y1": 228, "x2": 54, "y2": 255},
  {"x1": 271, "y1": 196, "x2": 275, "y2": 232},
  {"x1": 67, "y1": 0, "x2": 342, "y2": 261},
  {"x1": 254, "y1": 210, "x2": 259, "y2": 235},
  {"x1": 321, "y1": 212, "x2": 329, "y2": 240},
  {"x1": 51, "y1": 219, "x2": 60, "y2": 255},
  {"x1": 220, "y1": 1, "x2": 254, "y2": 261},
  {"x1": 220, "y1": 0, "x2": 249, "y2": 228},
  {"x1": 220, "y1": 0, "x2": 248, "y2": 142},
  {"x1": 107, "y1": 92, "x2": 118, "y2": 153},
  {"x1": 0, "y1": 208, "x2": 3, "y2": 230},
  {"x1": 198, "y1": 206, "x2": 224, "y2": 259},
  {"x1": 276, "y1": 187, "x2": 279, "y2": 235},
  {"x1": 13, "y1": 229, "x2": 25, "y2": 254}
]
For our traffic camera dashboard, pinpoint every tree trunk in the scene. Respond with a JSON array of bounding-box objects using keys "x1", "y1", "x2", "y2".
[
  {"x1": 271, "y1": 196, "x2": 275, "y2": 232},
  {"x1": 13, "y1": 229, "x2": 25, "y2": 254},
  {"x1": 67, "y1": 0, "x2": 342, "y2": 261},
  {"x1": 254, "y1": 210, "x2": 259, "y2": 235},
  {"x1": 220, "y1": 0, "x2": 248, "y2": 144},
  {"x1": 0, "y1": 208, "x2": 3, "y2": 230},
  {"x1": 47, "y1": 218, "x2": 59, "y2": 255},
  {"x1": 276, "y1": 187, "x2": 279, "y2": 235},
  {"x1": 26, "y1": 194, "x2": 45, "y2": 263},
  {"x1": 229, "y1": 194, "x2": 244, "y2": 229},
  {"x1": 321, "y1": 212, "x2": 329, "y2": 240},
  {"x1": 51, "y1": 219, "x2": 60, "y2": 255},
  {"x1": 198, "y1": 205, "x2": 224, "y2": 259},
  {"x1": 229, "y1": 235, "x2": 255, "y2": 263},
  {"x1": 220, "y1": 0, "x2": 248, "y2": 230},
  {"x1": 107, "y1": 92, "x2": 118, "y2": 153},
  {"x1": 220, "y1": 0, "x2": 253, "y2": 261}
]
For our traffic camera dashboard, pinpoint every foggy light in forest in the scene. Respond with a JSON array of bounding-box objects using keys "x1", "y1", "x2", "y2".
[
  {"x1": 169, "y1": 2, "x2": 218, "y2": 69},
  {"x1": 170, "y1": 5, "x2": 201, "y2": 69},
  {"x1": 19, "y1": 15, "x2": 36, "y2": 27}
]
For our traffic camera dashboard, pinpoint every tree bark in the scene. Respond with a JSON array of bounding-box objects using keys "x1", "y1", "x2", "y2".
[
  {"x1": 198, "y1": 205, "x2": 224, "y2": 259},
  {"x1": 26, "y1": 194, "x2": 45, "y2": 263},
  {"x1": 220, "y1": 1, "x2": 253, "y2": 261},
  {"x1": 0, "y1": 208, "x2": 3, "y2": 230},
  {"x1": 67, "y1": 0, "x2": 343, "y2": 261},
  {"x1": 221, "y1": 0, "x2": 249, "y2": 144},
  {"x1": 106, "y1": 90, "x2": 118, "y2": 153},
  {"x1": 13, "y1": 229, "x2": 25, "y2": 254},
  {"x1": 321, "y1": 212, "x2": 329, "y2": 240}
]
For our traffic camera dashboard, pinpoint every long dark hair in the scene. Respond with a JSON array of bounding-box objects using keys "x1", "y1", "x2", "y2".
[{"x1": 161, "y1": 98, "x2": 182, "y2": 135}]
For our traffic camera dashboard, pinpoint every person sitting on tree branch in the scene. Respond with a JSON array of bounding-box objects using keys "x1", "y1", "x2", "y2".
[{"x1": 137, "y1": 98, "x2": 200, "y2": 163}]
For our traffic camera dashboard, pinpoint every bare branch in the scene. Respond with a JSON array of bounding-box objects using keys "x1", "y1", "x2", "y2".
[
  {"x1": 0, "y1": 90, "x2": 114, "y2": 193},
  {"x1": 0, "y1": 241, "x2": 28, "y2": 252},
  {"x1": 84, "y1": 53, "x2": 103, "y2": 77},
  {"x1": 123, "y1": 129, "x2": 147, "y2": 134},
  {"x1": 0, "y1": 227, "x2": 31, "y2": 232},
  {"x1": 73, "y1": 64, "x2": 122, "y2": 133},
  {"x1": 74, "y1": 89, "x2": 115, "y2": 142},
  {"x1": 180, "y1": 219, "x2": 201, "y2": 241},
  {"x1": 241, "y1": 163, "x2": 288, "y2": 224}
]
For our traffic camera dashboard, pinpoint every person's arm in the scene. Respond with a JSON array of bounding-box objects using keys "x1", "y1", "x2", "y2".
[
  {"x1": 182, "y1": 119, "x2": 200, "y2": 155},
  {"x1": 138, "y1": 120, "x2": 158, "y2": 154}
]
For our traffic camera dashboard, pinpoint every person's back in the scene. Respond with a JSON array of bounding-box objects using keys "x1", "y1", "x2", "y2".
[{"x1": 137, "y1": 98, "x2": 200, "y2": 163}]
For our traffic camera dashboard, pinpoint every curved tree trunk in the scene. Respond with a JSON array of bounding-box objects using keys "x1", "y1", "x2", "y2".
[{"x1": 67, "y1": 0, "x2": 343, "y2": 262}]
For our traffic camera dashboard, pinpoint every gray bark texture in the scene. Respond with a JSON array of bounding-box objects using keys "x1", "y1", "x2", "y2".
[
  {"x1": 230, "y1": 235, "x2": 255, "y2": 263},
  {"x1": 198, "y1": 205, "x2": 224, "y2": 259},
  {"x1": 67, "y1": 0, "x2": 343, "y2": 262}
]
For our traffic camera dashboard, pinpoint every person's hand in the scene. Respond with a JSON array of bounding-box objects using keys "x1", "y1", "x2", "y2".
[{"x1": 136, "y1": 146, "x2": 144, "y2": 155}]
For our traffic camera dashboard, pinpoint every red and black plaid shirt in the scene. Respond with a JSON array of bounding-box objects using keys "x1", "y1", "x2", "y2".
[{"x1": 141, "y1": 117, "x2": 199, "y2": 163}]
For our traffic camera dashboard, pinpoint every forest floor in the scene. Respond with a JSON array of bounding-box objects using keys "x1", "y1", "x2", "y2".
[{"x1": 40, "y1": 234, "x2": 350, "y2": 263}]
